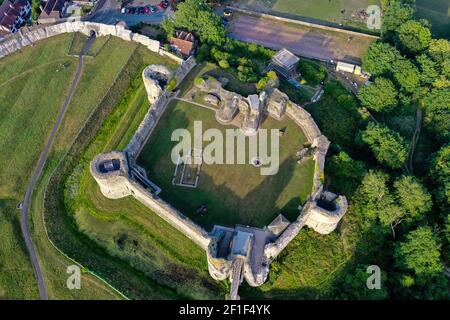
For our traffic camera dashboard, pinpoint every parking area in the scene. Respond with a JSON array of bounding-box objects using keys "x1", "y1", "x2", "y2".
[{"x1": 89, "y1": 0, "x2": 171, "y2": 26}]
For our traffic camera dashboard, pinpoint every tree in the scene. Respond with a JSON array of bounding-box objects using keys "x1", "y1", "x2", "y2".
[
  {"x1": 161, "y1": 18, "x2": 175, "y2": 39},
  {"x1": 428, "y1": 39, "x2": 450, "y2": 63},
  {"x1": 445, "y1": 215, "x2": 450, "y2": 244},
  {"x1": 395, "y1": 227, "x2": 443, "y2": 278},
  {"x1": 432, "y1": 75, "x2": 450, "y2": 89},
  {"x1": 397, "y1": 20, "x2": 432, "y2": 55},
  {"x1": 416, "y1": 54, "x2": 439, "y2": 85},
  {"x1": 392, "y1": 58, "x2": 420, "y2": 94},
  {"x1": 422, "y1": 88, "x2": 450, "y2": 141},
  {"x1": 298, "y1": 59, "x2": 327, "y2": 85},
  {"x1": 218, "y1": 59, "x2": 230, "y2": 69},
  {"x1": 393, "y1": 175, "x2": 432, "y2": 221},
  {"x1": 357, "y1": 77, "x2": 398, "y2": 112},
  {"x1": 381, "y1": 2, "x2": 414, "y2": 41},
  {"x1": 362, "y1": 42, "x2": 403, "y2": 76},
  {"x1": 327, "y1": 152, "x2": 367, "y2": 196},
  {"x1": 430, "y1": 144, "x2": 450, "y2": 203},
  {"x1": 354, "y1": 170, "x2": 392, "y2": 220},
  {"x1": 361, "y1": 123, "x2": 408, "y2": 169},
  {"x1": 336, "y1": 265, "x2": 388, "y2": 300},
  {"x1": 31, "y1": 0, "x2": 41, "y2": 21},
  {"x1": 168, "y1": 0, "x2": 226, "y2": 46}
]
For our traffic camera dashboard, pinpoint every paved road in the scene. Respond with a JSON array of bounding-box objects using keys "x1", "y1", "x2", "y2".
[
  {"x1": 20, "y1": 35, "x2": 94, "y2": 300},
  {"x1": 88, "y1": 0, "x2": 170, "y2": 26},
  {"x1": 228, "y1": 13, "x2": 374, "y2": 64}
]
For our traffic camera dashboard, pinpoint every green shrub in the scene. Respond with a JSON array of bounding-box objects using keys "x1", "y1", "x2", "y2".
[
  {"x1": 298, "y1": 59, "x2": 327, "y2": 85},
  {"x1": 218, "y1": 59, "x2": 230, "y2": 69},
  {"x1": 194, "y1": 77, "x2": 205, "y2": 87},
  {"x1": 166, "y1": 77, "x2": 178, "y2": 91}
]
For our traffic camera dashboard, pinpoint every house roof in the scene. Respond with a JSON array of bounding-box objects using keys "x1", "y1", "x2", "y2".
[
  {"x1": 42, "y1": 0, "x2": 65, "y2": 17},
  {"x1": 170, "y1": 31, "x2": 196, "y2": 56},
  {"x1": 0, "y1": 0, "x2": 28, "y2": 31},
  {"x1": 272, "y1": 48, "x2": 300, "y2": 68}
]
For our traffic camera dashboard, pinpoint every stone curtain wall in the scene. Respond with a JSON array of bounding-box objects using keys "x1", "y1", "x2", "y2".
[
  {"x1": 263, "y1": 103, "x2": 332, "y2": 261},
  {"x1": 126, "y1": 92, "x2": 170, "y2": 160},
  {"x1": 0, "y1": 21, "x2": 161, "y2": 59},
  {"x1": 126, "y1": 56, "x2": 197, "y2": 161},
  {"x1": 285, "y1": 102, "x2": 329, "y2": 199},
  {"x1": 285, "y1": 102, "x2": 321, "y2": 142},
  {"x1": 90, "y1": 152, "x2": 211, "y2": 250},
  {"x1": 127, "y1": 179, "x2": 211, "y2": 250}
]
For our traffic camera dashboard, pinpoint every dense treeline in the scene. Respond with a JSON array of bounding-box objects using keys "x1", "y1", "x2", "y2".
[
  {"x1": 162, "y1": 0, "x2": 449, "y2": 299},
  {"x1": 328, "y1": 0, "x2": 449, "y2": 299}
]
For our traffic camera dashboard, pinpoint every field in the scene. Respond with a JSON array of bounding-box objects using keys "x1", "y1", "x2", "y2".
[
  {"x1": 137, "y1": 100, "x2": 315, "y2": 229},
  {"x1": 232, "y1": 0, "x2": 380, "y2": 31},
  {"x1": 0, "y1": 32, "x2": 181, "y2": 299},
  {"x1": 416, "y1": 0, "x2": 450, "y2": 39},
  {"x1": 0, "y1": 33, "x2": 132, "y2": 299}
]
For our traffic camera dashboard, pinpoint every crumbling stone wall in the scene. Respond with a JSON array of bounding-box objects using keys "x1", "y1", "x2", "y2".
[
  {"x1": 91, "y1": 151, "x2": 211, "y2": 250},
  {"x1": 0, "y1": 21, "x2": 162, "y2": 59},
  {"x1": 126, "y1": 58, "x2": 197, "y2": 161},
  {"x1": 126, "y1": 92, "x2": 170, "y2": 160}
]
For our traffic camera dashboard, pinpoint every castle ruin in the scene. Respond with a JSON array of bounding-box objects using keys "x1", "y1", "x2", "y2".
[{"x1": 90, "y1": 59, "x2": 348, "y2": 300}]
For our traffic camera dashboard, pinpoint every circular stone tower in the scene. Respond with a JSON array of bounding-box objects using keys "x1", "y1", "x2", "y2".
[
  {"x1": 90, "y1": 151, "x2": 132, "y2": 199},
  {"x1": 142, "y1": 64, "x2": 172, "y2": 104}
]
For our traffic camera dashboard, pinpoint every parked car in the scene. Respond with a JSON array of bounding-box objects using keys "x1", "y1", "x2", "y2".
[
  {"x1": 221, "y1": 17, "x2": 229, "y2": 26},
  {"x1": 150, "y1": 6, "x2": 157, "y2": 13},
  {"x1": 144, "y1": 6, "x2": 149, "y2": 13},
  {"x1": 128, "y1": 7, "x2": 136, "y2": 14},
  {"x1": 158, "y1": 1, "x2": 169, "y2": 9},
  {"x1": 223, "y1": 8, "x2": 232, "y2": 17}
]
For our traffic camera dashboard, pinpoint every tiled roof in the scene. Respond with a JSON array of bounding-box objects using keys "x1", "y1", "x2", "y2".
[
  {"x1": 41, "y1": 0, "x2": 65, "y2": 18},
  {"x1": 170, "y1": 31, "x2": 196, "y2": 56},
  {"x1": 0, "y1": 0, "x2": 28, "y2": 32}
]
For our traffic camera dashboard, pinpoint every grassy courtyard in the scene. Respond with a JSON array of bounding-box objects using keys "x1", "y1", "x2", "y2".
[{"x1": 137, "y1": 100, "x2": 315, "y2": 230}]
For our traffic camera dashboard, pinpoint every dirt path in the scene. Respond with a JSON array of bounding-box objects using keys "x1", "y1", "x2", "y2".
[
  {"x1": 0, "y1": 58, "x2": 70, "y2": 89},
  {"x1": 20, "y1": 34, "x2": 95, "y2": 300},
  {"x1": 406, "y1": 107, "x2": 423, "y2": 174}
]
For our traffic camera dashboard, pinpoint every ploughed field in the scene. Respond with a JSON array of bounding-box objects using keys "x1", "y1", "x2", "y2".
[{"x1": 137, "y1": 100, "x2": 315, "y2": 229}]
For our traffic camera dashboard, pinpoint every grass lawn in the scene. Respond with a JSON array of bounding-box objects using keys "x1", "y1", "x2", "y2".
[
  {"x1": 38, "y1": 42, "x2": 188, "y2": 299},
  {"x1": 234, "y1": 0, "x2": 380, "y2": 31},
  {"x1": 240, "y1": 228, "x2": 349, "y2": 299},
  {"x1": 137, "y1": 100, "x2": 315, "y2": 230},
  {"x1": 416, "y1": 0, "x2": 450, "y2": 39},
  {"x1": 68, "y1": 32, "x2": 88, "y2": 56},
  {"x1": 0, "y1": 33, "x2": 156, "y2": 299},
  {"x1": 0, "y1": 34, "x2": 134, "y2": 299}
]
